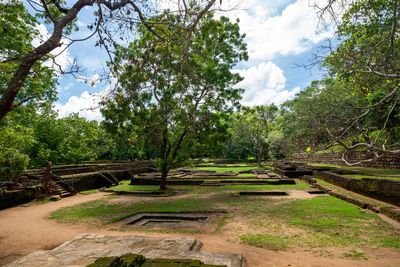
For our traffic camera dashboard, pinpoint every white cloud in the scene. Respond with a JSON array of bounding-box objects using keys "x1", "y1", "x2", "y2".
[
  {"x1": 57, "y1": 82, "x2": 74, "y2": 93},
  {"x1": 225, "y1": 0, "x2": 333, "y2": 60},
  {"x1": 54, "y1": 91, "x2": 103, "y2": 121},
  {"x1": 155, "y1": 0, "x2": 333, "y2": 60},
  {"x1": 80, "y1": 56, "x2": 105, "y2": 71},
  {"x1": 54, "y1": 78, "x2": 116, "y2": 121},
  {"x1": 33, "y1": 24, "x2": 73, "y2": 74},
  {"x1": 235, "y1": 62, "x2": 299, "y2": 106}
]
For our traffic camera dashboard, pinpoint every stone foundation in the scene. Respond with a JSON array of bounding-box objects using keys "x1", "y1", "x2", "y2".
[
  {"x1": 6, "y1": 234, "x2": 246, "y2": 267},
  {"x1": 314, "y1": 171, "x2": 400, "y2": 207},
  {"x1": 286, "y1": 151, "x2": 400, "y2": 170}
]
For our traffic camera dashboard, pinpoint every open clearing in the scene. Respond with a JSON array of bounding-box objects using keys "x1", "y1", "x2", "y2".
[{"x1": 1, "y1": 179, "x2": 400, "y2": 267}]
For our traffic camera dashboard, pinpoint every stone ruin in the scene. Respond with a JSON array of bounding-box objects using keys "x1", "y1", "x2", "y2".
[{"x1": 6, "y1": 234, "x2": 246, "y2": 267}]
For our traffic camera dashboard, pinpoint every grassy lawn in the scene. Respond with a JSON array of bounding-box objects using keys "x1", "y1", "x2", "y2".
[
  {"x1": 49, "y1": 197, "x2": 218, "y2": 225},
  {"x1": 192, "y1": 166, "x2": 267, "y2": 172},
  {"x1": 208, "y1": 183, "x2": 310, "y2": 191},
  {"x1": 237, "y1": 173, "x2": 255, "y2": 177},
  {"x1": 49, "y1": 184, "x2": 400, "y2": 253},
  {"x1": 306, "y1": 163, "x2": 400, "y2": 176},
  {"x1": 108, "y1": 181, "x2": 310, "y2": 193},
  {"x1": 316, "y1": 179, "x2": 391, "y2": 208},
  {"x1": 79, "y1": 189, "x2": 98, "y2": 195},
  {"x1": 239, "y1": 196, "x2": 400, "y2": 251},
  {"x1": 109, "y1": 184, "x2": 161, "y2": 191},
  {"x1": 343, "y1": 174, "x2": 400, "y2": 181}
]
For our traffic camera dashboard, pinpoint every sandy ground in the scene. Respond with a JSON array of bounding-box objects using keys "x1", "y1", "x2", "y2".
[{"x1": 0, "y1": 192, "x2": 400, "y2": 267}]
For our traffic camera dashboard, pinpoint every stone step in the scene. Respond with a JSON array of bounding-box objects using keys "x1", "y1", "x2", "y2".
[
  {"x1": 200, "y1": 181, "x2": 221, "y2": 186},
  {"x1": 60, "y1": 192, "x2": 73, "y2": 198}
]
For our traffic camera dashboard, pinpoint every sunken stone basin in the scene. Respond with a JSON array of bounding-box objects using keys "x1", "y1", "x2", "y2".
[
  {"x1": 307, "y1": 190, "x2": 326, "y2": 194},
  {"x1": 239, "y1": 191, "x2": 288, "y2": 196},
  {"x1": 121, "y1": 212, "x2": 218, "y2": 230},
  {"x1": 231, "y1": 191, "x2": 289, "y2": 197}
]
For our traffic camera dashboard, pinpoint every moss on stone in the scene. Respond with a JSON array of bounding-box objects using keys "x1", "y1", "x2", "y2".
[{"x1": 87, "y1": 254, "x2": 226, "y2": 267}]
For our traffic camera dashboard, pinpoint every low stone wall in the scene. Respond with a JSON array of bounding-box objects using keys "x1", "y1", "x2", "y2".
[
  {"x1": 25, "y1": 160, "x2": 156, "y2": 178},
  {"x1": 0, "y1": 188, "x2": 36, "y2": 210},
  {"x1": 314, "y1": 171, "x2": 400, "y2": 207},
  {"x1": 130, "y1": 178, "x2": 295, "y2": 186},
  {"x1": 302, "y1": 176, "x2": 400, "y2": 222},
  {"x1": 286, "y1": 151, "x2": 400, "y2": 170},
  {"x1": 1, "y1": 161, "x2": 156, "y2": 210},
  {"x1": 61, "y1": 170, "x2": 132, "y2": 192}
]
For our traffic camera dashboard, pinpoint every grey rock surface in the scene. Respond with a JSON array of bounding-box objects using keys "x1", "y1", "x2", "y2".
[{"x1": 6, "y1": 234, "x2": 246, "y2": 267}]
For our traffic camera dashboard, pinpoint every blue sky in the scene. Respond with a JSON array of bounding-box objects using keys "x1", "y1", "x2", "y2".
[{"x1": 38, "y1": 0, "x2": 333, "y2": 121}]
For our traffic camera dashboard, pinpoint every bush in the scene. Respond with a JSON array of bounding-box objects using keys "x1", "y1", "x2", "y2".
[{"x1": 0, "y1": 148, "x2": 30, "y2": 181}]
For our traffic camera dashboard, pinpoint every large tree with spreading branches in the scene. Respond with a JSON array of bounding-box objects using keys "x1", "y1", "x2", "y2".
[
  {"x1": 0, "y1": 0, "x2": 219, "y2": 120},
  {"x1": 101, "y1": 12, "x2": 248, "y2": 190}
]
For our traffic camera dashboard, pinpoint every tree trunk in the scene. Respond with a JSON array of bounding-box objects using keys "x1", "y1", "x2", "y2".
[
  {"x1": 0, "y1": 0, "x2": 97, "y2": 121},
  {"x1": 160, "y1": 161, "x2": 168, "y2": 191},
  {"x1": 257, "y1": 147, "x2": 263, "y2": 166}
]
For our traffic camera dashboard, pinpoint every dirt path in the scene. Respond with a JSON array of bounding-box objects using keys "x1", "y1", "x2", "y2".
[{"x1": 0, "y1": 193, "x2": 400, "y2": 267}]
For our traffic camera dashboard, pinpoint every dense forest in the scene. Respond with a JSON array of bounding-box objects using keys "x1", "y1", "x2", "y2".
[{"x1": 1, "y1": 0, "x2": 399, "y2": 181}]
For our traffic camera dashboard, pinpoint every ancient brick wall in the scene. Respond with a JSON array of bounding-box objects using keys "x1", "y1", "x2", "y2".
[
  {"x1": 286, "y1": 151, "x2": 400, "y2": 170},
  {"x1": 314, "y1": 171, "x2": 400, "y2": 206}
]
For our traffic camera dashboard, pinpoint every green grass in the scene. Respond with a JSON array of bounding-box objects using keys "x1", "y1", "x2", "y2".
[
  {"x1": 316, "y1": 179, "x2": 391, "y2": 208},
  {"x1": 239, "y1": 196, "x2": 400, "y2": 249},
  {"x1": 49, "y1": 183, "x2": 400, "y2": 251},
  {"x1": 306, "y1": 163, "x2": 400, "y2": 176},
  {"x1": 343, "y1": 250, "x2": 368, "y2": 260},
  {"x1": 108, "y1": 184, "x2": 161, "y2": 191},
  {"x1": 192, "y1": 166, "x2": 266, "y2": 173},
  {"x1": 49, "y1": 197, "x2": 218, "y2": 225},
  {"x1": 108, "y1": 182, "x2": 308, "y2": 194},
  {"x1": 313, "y1": 145, "x2": 344, "y2": 154},
  {"x1": 343, "y1": 174, "x2": 400, "y2": 181},
  {"x1": 213, "y1": 183, "x2": 309, "y2": 191},
  {"x1": 214, "y1": 214, "x2": 234, "y2": 233},
  {"x1": 80, "y1": 189, "x2": 98, "y2": 195},
  {"x1": 237, "y1": 173, "x2": 255, "y2": 177},
  {"x1": 240, "y1": 234, "x2": 290, "y2": 250}
]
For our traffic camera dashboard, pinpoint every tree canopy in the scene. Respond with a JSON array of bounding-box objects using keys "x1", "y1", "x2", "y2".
[
  {"x1": 101, "y1": 12, "x2": 248, "y2": 190},
  {"x1": 0, "y1": 0, "x2": 218, "y2": 120}
]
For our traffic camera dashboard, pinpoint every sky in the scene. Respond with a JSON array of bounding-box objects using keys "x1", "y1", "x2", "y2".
[{"x1": 39, "y1": 0, "x2": 334, "y2": 121}]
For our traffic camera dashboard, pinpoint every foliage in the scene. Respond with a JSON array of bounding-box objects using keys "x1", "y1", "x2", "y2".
[
  {"x1": 228, "y1": 105, "x2": 278, "y2": 164},
  {"x1": 266, "y1": 130, "x2": 286, "y2": 159},
  {"x1": 101, "y1": 12, "x2": 247, "y2": 189},
  {"x1": 289, "y1": 0, "x2": 400, "y2": 161},
  {"x1": 0, "y1": 0, "x2": 218, "y2": 120},
  {"x1": 279, "y1": 79, "x2": 358, "y2": 152},
  {"x1": 0, "y1": 0, "x2": 58, "y2": 117},
  {"x1": 0, "y1": 107, "x2": 36, "y2": 181},
  {"x1": 30, "y1": 112, "x2": 102, "y2": 165},
  {"x1": 0, "y1": 148, "x2": 30, "y2": 182}
]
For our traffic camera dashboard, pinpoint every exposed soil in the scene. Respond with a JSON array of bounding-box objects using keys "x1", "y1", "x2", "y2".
[{"x1": 0, "y1": 192, "x2": 400, "y2": 267}]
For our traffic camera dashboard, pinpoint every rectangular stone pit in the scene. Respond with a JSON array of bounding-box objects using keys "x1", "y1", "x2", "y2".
[
  {"x1": 307, "y1": 190, "x2": 326, "y2": 195},
  {"x1": 235, "y1": 191, "x2": 289, "y2": 196},
  {"x1": 121, "y1": 212, "x2": 219, "y2": 230}
]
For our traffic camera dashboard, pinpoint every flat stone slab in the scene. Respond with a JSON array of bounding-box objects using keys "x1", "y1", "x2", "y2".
[{"x1": 6, "y1": 234, "x2": 246, "y2": 267}]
